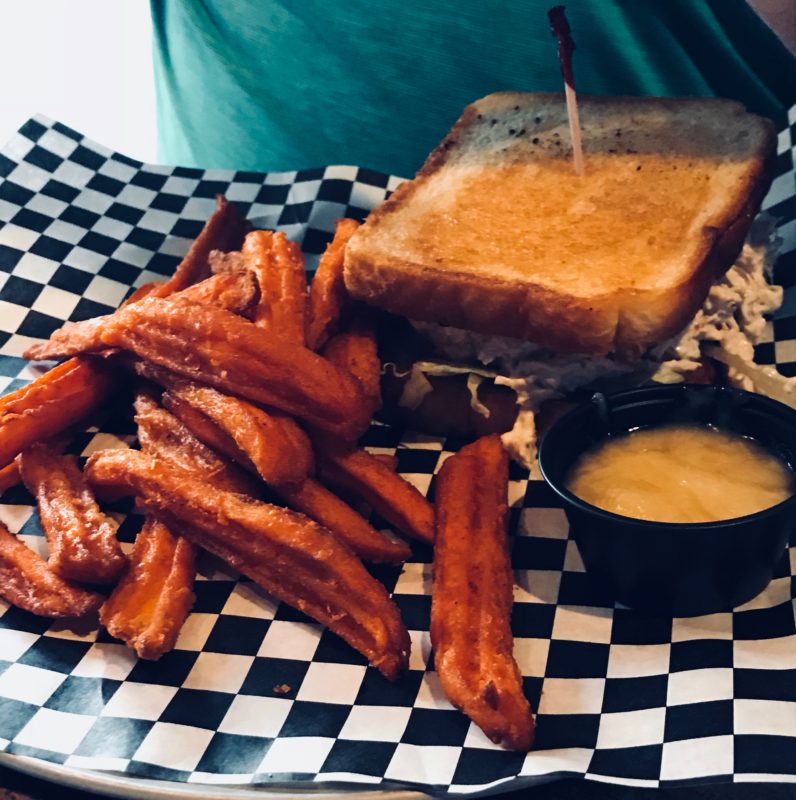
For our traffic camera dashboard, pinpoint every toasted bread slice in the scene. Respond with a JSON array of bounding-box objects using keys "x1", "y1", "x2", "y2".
[{"x1": 344, "y1": 93, "x2": 775, "y2": 356}]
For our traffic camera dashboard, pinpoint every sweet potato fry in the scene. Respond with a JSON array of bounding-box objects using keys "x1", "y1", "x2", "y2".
[
  {"x1": 157, "y1": 195, "x2": 248, "y2": 294},
  {"x1": 100, "y1": 517, "x2": 197, "y2": 660},
  {"x1": 316, "y1": 443, "x2": 435, "y2": 545},
  {"x1": 0, "y1": 431, "x2": 72, "y2": 495},
  {"x1": 138, "y1": 375, "x2": 400, "y2": 560},
  {"x1": 164, "y1": 392, "x2": 312, "y2": 487},
  {"x1": 239, "y1": 229, "x2": 273, "y2": 321},
  {"x1": 134, "y1": 388, "x2": 259, "y2": 496},
  {"x1": 208, "y1": 249, "x2": 246, "y2": 275},
  {"x1": 0, "y1": 460, "x2": 20, "y2": 494},
  {"x1": 176, "y1": 270, "x2": 259, "y2": 315},
  {"x1": 122, "y1": 281, "x2": 163, "y2": 307},
  {"x1": 372, "y1": 454, "x2": 399, "y2": 472},
  {"x1": 86, "y1": 449, "x2": 410, "y2": 680},
  {"x1": 430, "y1": 435, "x2": 534, "y2": 751},
  {"x1": 19, "y1": 443, "x2": 127, "y2": 584},
  {"x1": 61, "y1": 296, "x2": 370, "y2": 439},
  {"x1": 0, "y1": 521, "x2": 103, "y2": 618},
  {"x1": 0, "y1": 357, "x2": 115, "y2": 470},
  {"x1": 137, "y1": 362, "x2": 313, "y2": 487},
  {"x1": 306, "y1": 218, "x2": 360, "y2": 351},
  {"x1": 322, "y1": 316, "x2": 382, "y2": 419},
  {"x1": 24, "y1": 271, "x2": 260, "y2": 362},
  {"x1": 279, "y1": 478, "x2": 410, "y2": 564},
  {"x1": 242, "y1": 230, "x2": 307, "y2": 343},
  {"x1": 137, "y1": 374, "x2": 399, "y2": 560},
  {"x1": 116, "y1": 388, "x2": 201, "y2": 659}
]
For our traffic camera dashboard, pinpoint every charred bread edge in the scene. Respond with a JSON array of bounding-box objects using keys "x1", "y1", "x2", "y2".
[{"x1": 344, "y1": 93, "x2": 777, "y2": 357}]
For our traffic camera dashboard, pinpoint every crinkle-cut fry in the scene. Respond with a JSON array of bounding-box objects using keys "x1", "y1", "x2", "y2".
[
  {"x1": 137, "y1": 362, "x2": 313, "y2": 487},
  {"x1": 85, "y1": 449, "x2": 410, "y2": 680},
  {"x1": 100, "y1": 517, "x2": 196, "y2": 660},
  {"x1": 431, "y1": 435, "x2": 534, "y2": 751},
  {"x1": 91, "y1": 297, "x2": 371, "y2": 439},
  {"x1": 134, "y1": 388, "x2": 259, "y2": 496},
  {"x1": 279, "y1": 478, "x2": 410, "y2": 564},
  {"x1": 322, "y1": 317, "x2": 382, "y2": 419},
  {"x1": 19, "y1": 443, "x2": 127, "y2": 584},
  {"x1": 0, "y1": 520, "x2": 103, "y2": 618},
  {"x1": 157, "y1": 195, "x2": 248, "y2": 295},
  {"x1": 307, "y1": 218, "x2": 360, "y2": 351},
  {"x1": 0, "y1": 357, "x2": 115, "y2": 470},
  {"x1": 24, "y1": 271, "x2": 260, "y2": 362},
  {"x1": 243, "y1": 230, "x2": 307, "y2": 343},
  {"x1": 316, "y1": 443, "x2": 435, "y2": 546}
]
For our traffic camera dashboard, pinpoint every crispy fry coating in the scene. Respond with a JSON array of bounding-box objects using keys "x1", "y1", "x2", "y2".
[
  {"x1": 24, "y1": 271, "x2": 260, "y2": 362},
  {"x1": 242, "y1": 230, "x2": 307, "y2": 343},
  {"x1": 307, "y1": 218, "x2": 360, "y2": 351},
  {"x1": 0, "y1": 521, "x2": 103, "y2": 618},
  {"x1": 100, "y1": 517, "x2": 197, "y2": 660},
  {"x1": 208, "y1": 249, "x2": 247, "y2": 275},
  {"x1": 137, "y1": 363, "x2": 313, "y2": 487},
  {"x1": 316, "y1": 443, "x2": 435, "y2": 545},
  {"x1": 430, "y1": 435, "x2": 534, "y2": 751},
  {"x1": 134, "y1": 388, "x2": 259, "y2": 495},
  {"x1": 176, "y1": 270, "x2": 259, "y2": 315},
  {"x1": 239, "y1": 229, "x2": 273, "y2": 323},
  {"x1": 158, "y1": 195, "x2": 248, "y2": 294},
  {"x1": 279, "y1": 478, "x2": 410, "y2": 564},
  {"x1": 19, "y1": 443, "x2": 127, "y2": 584},
  {"x1": 0, "y1": 357, "x2": 115, "y2": 470},
  {"x1": 165, "y1": 392, "x2": 312, "y2": 487},
  {"x1": 77, "y1": 297, "x2": 370, "y2": 438},
  {"x1": 86, "y1": 449, "x2": 410, "y2": 679},
  {"x1": 322, "y1": 317, "x2": 382, "y2": 420}
]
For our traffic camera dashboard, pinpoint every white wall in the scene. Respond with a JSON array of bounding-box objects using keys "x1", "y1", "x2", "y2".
[{"x1": 0, "y1": 1, "x2": 156, "y2": 161}]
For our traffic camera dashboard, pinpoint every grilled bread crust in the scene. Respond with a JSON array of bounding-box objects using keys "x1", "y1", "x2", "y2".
[{"x1": 344, "y1": 93, "x2": 775, "y2": 356}]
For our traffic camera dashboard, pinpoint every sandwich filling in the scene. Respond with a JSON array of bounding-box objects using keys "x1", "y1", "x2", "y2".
[{"x1": 399, "y1": 215, "x2": 795, "y2": 466}]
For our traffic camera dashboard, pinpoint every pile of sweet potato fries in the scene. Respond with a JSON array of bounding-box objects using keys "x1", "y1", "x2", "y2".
[{"x1": 0, "y1": 197, "x2": 535, "y2": 749}]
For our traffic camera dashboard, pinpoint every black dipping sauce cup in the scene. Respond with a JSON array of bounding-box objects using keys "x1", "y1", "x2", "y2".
[{"x1": 537, "y1": 384, "x2": 796, "y2": 616}]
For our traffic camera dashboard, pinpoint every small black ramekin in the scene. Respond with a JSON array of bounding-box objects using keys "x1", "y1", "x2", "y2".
[{"x1": 537, "y1": 384, "x2": 796, "y2": 616}]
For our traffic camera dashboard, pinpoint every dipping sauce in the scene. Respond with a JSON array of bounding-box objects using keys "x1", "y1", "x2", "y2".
[{"x1": 565, "y1": 424, "x2": 794, "y2": 523}]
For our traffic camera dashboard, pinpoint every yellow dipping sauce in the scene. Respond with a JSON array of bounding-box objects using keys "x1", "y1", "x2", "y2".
[{"x1": 565, "y1": 424, "x2": 794, "y2": 523}]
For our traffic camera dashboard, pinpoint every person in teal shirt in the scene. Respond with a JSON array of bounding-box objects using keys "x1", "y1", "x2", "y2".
[{"x1": 150, "y1": 0, "x2": 794, "y2": 178}]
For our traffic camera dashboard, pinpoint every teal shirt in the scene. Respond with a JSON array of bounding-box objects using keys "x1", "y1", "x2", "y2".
[{"x1": 151, "y1": 0, "x2": 794, "y2": 177}]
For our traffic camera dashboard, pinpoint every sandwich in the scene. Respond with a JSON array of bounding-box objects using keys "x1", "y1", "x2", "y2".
[{"x1": 343, "y1": 92, "x2": 795, "y2": 464}]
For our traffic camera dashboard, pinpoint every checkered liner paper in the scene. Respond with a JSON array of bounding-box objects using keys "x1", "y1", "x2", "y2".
[{"x1": 0, "y1": 110, "x2": 794, "y2": 796}]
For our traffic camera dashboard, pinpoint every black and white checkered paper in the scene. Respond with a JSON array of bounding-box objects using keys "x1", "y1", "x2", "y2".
[{"x1": 0, "y1": 111, "x2": 795, "y2": 794}]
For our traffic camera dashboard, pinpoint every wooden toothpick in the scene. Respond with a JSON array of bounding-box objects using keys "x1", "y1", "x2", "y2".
[{"x1": 548, "y1": 6, "x2": 584, "y2": 176}]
